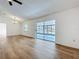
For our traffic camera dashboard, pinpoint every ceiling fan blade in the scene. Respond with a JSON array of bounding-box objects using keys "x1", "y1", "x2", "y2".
[
  {"x1": 9, "y1": 1, "x2": 13, "y2": 6},
  {"x1": 13, "y1": 0, "x2": 22, "y2": 5}
]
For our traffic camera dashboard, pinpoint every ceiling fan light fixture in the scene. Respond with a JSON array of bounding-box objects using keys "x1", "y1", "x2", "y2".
[
  {"x1": 13, "y1": 0, "x2": 22, "y2": 5},
  {"x1": 8, "y1": 0, "x2": 22, "y2": 6}
]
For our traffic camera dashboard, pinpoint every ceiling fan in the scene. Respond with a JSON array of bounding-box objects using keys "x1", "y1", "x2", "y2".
[{"x1": 8, "y1": 0, "x2": 22, "y2": 6}]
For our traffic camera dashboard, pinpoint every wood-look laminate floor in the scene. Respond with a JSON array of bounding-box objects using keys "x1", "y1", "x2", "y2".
[{"x1": 0, "y1": 35, "x2": 78, "y2": 59}]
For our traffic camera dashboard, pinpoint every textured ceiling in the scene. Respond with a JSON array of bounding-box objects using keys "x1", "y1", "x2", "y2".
[{"x1": 0, "y1": 0, "x2": 79, "y2": 19}]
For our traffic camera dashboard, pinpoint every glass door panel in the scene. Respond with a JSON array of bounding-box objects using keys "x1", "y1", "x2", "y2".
[
  {"x1": 44, "y1": 35, "x2": 55, "y2": 41},
  {"x1": 37, "y1": 34, "x2": 44, "y2": 39},
  {"x1": 47, "y1": 25, "x2": 52, "y2": 34},
  {"x1": 44, "y1": 26, "x2": 48, "y2": 34}
]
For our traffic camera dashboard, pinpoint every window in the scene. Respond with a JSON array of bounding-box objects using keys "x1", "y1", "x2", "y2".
[{"x1": 24, "y1": 24, "x2": 28, "y2": 32}]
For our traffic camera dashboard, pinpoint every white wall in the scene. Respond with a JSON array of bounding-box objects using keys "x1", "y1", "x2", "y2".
[
  {"x1": 0, "y1": 15, "x2": 21, "y2": 36},
  {"x1": 22, "y1": 7, "x2": 79, "y2": 48},
  {"x1": 22, "y1": 20, "x2": 36, "y2": 37},
  {"x1": 55, "y1": 7, "x2": 79, "y2": 48}
]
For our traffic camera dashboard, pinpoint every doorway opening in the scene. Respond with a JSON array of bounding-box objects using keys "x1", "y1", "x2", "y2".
[
  {"x1": 0, "y1": 23, "x2": 7, "y2": 38},
  {"x1": 36, "y1": 20, "x2": 55, "y2": 42}
]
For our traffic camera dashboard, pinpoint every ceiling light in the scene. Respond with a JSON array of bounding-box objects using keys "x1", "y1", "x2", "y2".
[{"x1": 8, "y1": 0, "x2": 12, "y2": 1}]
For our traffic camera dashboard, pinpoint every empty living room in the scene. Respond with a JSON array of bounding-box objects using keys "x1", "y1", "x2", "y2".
[{"x1": 0, "y1": 0, "x2": 79, "y2": 59}]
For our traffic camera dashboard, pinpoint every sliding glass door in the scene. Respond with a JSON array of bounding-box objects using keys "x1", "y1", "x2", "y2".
[
  {"x1": 36, "y1": 20, "x2": 55, "y2": 42},
  {"x1": 37, "y1": 22, "x2": 44, "y2": 39}
]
